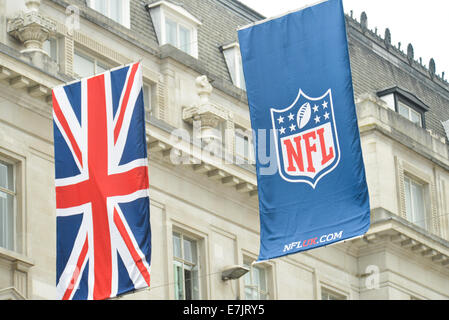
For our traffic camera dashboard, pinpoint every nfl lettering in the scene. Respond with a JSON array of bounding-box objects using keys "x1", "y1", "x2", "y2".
[{"x1": 271, "y1": 89, "x2": 340, "y2": 188}]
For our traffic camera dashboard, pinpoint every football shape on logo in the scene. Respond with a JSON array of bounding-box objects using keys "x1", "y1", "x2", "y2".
[{"x1": 297, "y1": 102, "x2": 312, "y2": 129}]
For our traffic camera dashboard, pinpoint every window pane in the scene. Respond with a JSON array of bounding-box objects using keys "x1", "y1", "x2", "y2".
[
  {"x1": 0, "y1": 191, "x2": 14, "y2": 251},
  {"x1": 245, "y1": 287, "x2": 253, "y2": 300},
  {"x1": 237, "y1": 53, "x2": 246, "y2": 90},
  {"x1": 322, "y1": 289, "x2": 346, "y2": 300},
  {"x1": 191, "y1": 266, "x2": 199, "y2": 299},
  {"x1": 404, "y1": 177, "x2": 413, "y2": 222},
  {"x1": 110, "y1": 0, "x2": 122, "y2": 24},
  {"x1": 143, "y1": 84, "x2": 150, "y2": 108},
  {"x1": 73, "y1": 52, "x2": 95, "y2": 78},
  {"x1": 0, "y1": 161, "x2": 13, "y2": 191},
  {"x1": 93, "y1": 0, "x2": 107, "y2": 15},
  {"x1": 410, "y1": 109, "x2": 422, "y2": 127},
  {"x1": 243, "y1": 266, "x2": 251, "y2": 286},
  {"x1": 143, "y1": 84, "x2": 152, "y2": 121},
  {"x1": 183, "y1": 264, "x2": 199, "y2": 300},
  {"x1": 252, "y1": 266, "x2": 260, "y2": 287},
  {"x1": 223, "y1": 49, "x2": 237, "y2": 83},
  {"x1": 411, "y1": 181, "x2": 426, "y2": 228},
  {"x1": 179, "y1": 25, "x2": 191, "y2": 54},
  {"x1": 166, "y1": 18, "x2": 177, "y2": 47},
  {"x1": 258, "y1": 267, "x2": 267, "y2": 292},
  {"x1": 183, "y1": 238, "x2": 197, "y2": 263},
  {"x1": 173, "y1": 232, "x2": 182, "y2": 258},
  {"x1": 235, "y1": 134, "x2": 245, "y2": 158},
  {"x1": 43, "y1": 39, "x2": 57, "y2": 62},
  {"x1": 173, "y1": 261, "x2": 184, "y2": 300},
  {"x1": 398, "y1": 102, "x2": 410, "y2": 119}
]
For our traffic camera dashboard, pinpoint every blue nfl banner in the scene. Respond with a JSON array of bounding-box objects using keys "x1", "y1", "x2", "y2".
[{"x1": 238, "y1": 0, "x2": 370, "y2": 261}]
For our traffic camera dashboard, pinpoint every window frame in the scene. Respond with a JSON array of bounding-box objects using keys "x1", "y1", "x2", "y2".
[
  {"x1": 321, "y1": 287, "x2": 347, "y2": 300},
  {"x1": 43, "y1": 37, "x2": 59, "y2": 63},
  {"x1": 234, "y1": 126, "x2": 255, "y2": 164},
  {"x1": 243, "y1": 260, "x2": 269, "y2": 300},
  {"x1": 73, "y1": 48, "x2": 110, "y2": 79},
  {"x1": 164, "y1": 15, "x2": 194, "y2": 56},
  {"x1": 87, "y1": 0, "x2": 131, "y2": 28},
  {"x1": 142, "y1": 81, "x2": 155, "y2": 121},
  {"x1": 146, "y1": 1, "x2": 201, "y2": 59},
  {"x1": 221, "y1": 43, "x2": 246, "y2": 90},
  {"x1": 0, "y1": 159, "x2": 16, "y2": 252},
  {"x1": 403, "y1": 175, "x2": 427, "y2": 229},
  {"x1": 395, "y1": 96, "x2": 424, "y2": 128},
  {"x1": 377, "y1": 87, "x2": 428, "y2": 128},
  {"x1": 172, "y1": 231, "x2": 201, "y2": 300}
]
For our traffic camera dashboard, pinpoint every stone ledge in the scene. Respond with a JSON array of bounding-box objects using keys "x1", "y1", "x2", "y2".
[
  {"x1": 146, "y1": 121, "x2": 258, "y2": 198},
  {"x1": 356, "y1": 211, "x2": 449, "y2": 271}
]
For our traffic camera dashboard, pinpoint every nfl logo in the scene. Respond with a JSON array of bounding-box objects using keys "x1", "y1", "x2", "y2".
[{"x1": 270, "y1": 89, "x2": 340, "y2": 188}]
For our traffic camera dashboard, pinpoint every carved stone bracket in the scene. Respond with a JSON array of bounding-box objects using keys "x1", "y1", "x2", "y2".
[
  {"x1": 182, "y1": 75, "x2": 231, "y2": 144},
  {"x1": 7, "y1": 0, "x2": 56, "y2": 54}
]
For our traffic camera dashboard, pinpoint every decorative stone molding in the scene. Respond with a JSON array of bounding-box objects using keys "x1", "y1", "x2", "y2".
[
  {"x1": 7, "y1": 0, "x2": 56, "y2": 54},
  {"x1": 429, "y1": 58, "x2": 436, "y2": 79},
  {"x1": 183, "y1": 76, "x2": 230, "y2": 144},
  {"x1": 407, "y1": 43, "x2": 414, "y2": 65},
  {"x1": 384, "y1": 28, "x2": 391, "y2": 50},
  {"x1": 360, "y1": 12, "x2": 368, "y2": 33}
]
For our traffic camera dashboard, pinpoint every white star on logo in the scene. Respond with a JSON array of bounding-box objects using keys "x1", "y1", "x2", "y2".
[
  {"x1": 314, "y1": 115, "x2": 321, "y2": 124},
  {"x1": 324, "y1": 112, "x2": 330, "y2": 120},
  {"x1": 277, "y1": 116, "x2": 284, "y2": 124},
  {"x1": 288, "y1": 113, "x2": 295, "y2": 121},
  {"x1": 322, "y1": 101, "x2": 328, "y2": 109},
  {"x1": 289, "y1": 124, "x2": 296, "y2": 132},
  {"x1": 313, "y1": 105, "x2": 319, "y2": 113},
  {"x1": 279, "y1": 127, "x2": 286, "y2": 135}
]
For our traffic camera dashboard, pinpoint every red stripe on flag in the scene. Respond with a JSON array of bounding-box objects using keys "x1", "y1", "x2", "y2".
[
  {"x1": 62, "y1": 236, "x2": 88, "y2": 300},
  {"x1": 114, "y1": 63, "x2": 139, "y2": 144},
  {"x1": 113, "y1": 208, "x2": 151, "y2": 287},
  {"x1": 87, "y1": 74, "x2": 113, "y2": 300},
  {"x1": 52, "y1": 91, "x2": 83, "y2": 168}
]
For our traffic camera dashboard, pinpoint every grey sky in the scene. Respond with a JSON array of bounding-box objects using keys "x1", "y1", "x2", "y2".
[{"x1": 239, "y1": 0, "x2": 449, "y2": 78}]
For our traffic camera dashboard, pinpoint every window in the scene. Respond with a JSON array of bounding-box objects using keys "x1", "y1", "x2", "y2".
[
  {"x1": 142, "y1": 83, "x2": 154, "y2": 121},
  {"x1": 87, "y1": 0, "x2": 130, "y2": 28},
  {"x1": 377, "y1": 87, "x2": 428, "y2": 128},
  {"x1": 165, "y1": 17, "x2": 192, "y2": 55},
  {"x1": 222, "y1": 43, "x2": 246, "y2": 90},
  {"x1": 173, "y1": 232, "x2": 200, "y2": 300},
  {"x1": 73, "y1": 50, "x2": 109, "y2": 79},
  {"x1": 321, "y1": 288, "x2": 347, "y2": 300},
  {"x1": 235, "y1": 128, "x2": 255, "y2": 164},
  {"x1": 442, "y1": 119, "x2": 449, "y2": 141},
  {"x1": 243, "y1": 261, "x2": 269, "y2": 300},
  {"x1": 43, "y1": 38, "x2": 58, "y2": 62},
  {"x1": 404, "y1": 176, "x2": 427, "y2": 229},
  {"x1": 398, "y1": 101, "x2": 422, "y2": 127},
  {"x1": 0, "y1": 160, "x2": 15, "y2": 251},
  {"x1": 146, "y1": 1, "x2": 201, "y2": 58}
]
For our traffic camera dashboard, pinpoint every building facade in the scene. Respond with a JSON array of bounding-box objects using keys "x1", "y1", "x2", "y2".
[{"x1": 0, "y1": 0, "x2": 448, "y2": 300}]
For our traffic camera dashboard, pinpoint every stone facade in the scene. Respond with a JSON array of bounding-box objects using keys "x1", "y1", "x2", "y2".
[{"x1": 0, "y1": 0, "x2": 448, "y2": 300}]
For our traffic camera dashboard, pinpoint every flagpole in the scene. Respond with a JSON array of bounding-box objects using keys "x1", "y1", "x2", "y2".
[{"x1": 237, "y1": 0, "x2": 329, "y2": 31}]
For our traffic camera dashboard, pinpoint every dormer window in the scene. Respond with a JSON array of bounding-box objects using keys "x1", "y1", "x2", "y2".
[
  {"x1": 146, "y1": 1, "x2": 201, "y2": 58},
  {"x1": 221, "y1": 42, "x2": 246, "y2": 90},
  {"x1": 377, "y1": 87, "x2": 429, "y2": 128},
  {"x1": 87, "y1": 0, "x2": 131, "y2": 28}
]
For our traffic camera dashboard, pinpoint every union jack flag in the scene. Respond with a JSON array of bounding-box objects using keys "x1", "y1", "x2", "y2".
[{"x1": 53, "y1": 62, "x2": 151, "y2": 300}]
